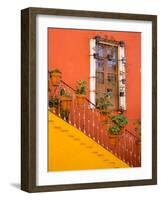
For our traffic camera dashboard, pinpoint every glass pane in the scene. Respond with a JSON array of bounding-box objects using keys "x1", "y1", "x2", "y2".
[
  {"x1": 107, "y1": 47, "x2": 116, "y2": 66},
  {"x1": 96, "y1": 60, "x2": 104, "y2": 71},
  {"x1": 107, "y1": 73, "x2": 116, "y2": 82},
  {"x1": 97, "y1": 45, "x2": 104, "y2": 58},
  {"x1": 96, "y1": 72, "x2": 104, "y2": 84},
  {"x1": 95, "y1": 43, "x2": 118, "y2": 110}
]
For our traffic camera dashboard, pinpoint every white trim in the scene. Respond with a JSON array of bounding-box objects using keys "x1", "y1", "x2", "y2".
[
  {"x1": 90, "y1": 38, "x2": 96, "y2": 107},
  {"x1": 98, "y1": 40, "x2": 118, "y2": 47},
  {"x1": 118, "y1": 46, "x2": 126, "y2": 110},
  {"x1": 90, "y1": 39, "x2": 126, "y2": 111}
]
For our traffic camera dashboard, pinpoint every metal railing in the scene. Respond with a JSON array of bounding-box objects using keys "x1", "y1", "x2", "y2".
[{"x1": 49, "y1": 80, "x2": 141, "y2": 167}]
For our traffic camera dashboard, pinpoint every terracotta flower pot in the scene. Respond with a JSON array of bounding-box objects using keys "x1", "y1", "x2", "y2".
[
  {"x1": 109, "y1": 134, "x2": 117, "y2": 145},
  {"x1": 76, "y1": 94, "x2": 86, "y2": 105},
  {"x1": 50, "y1": 72, "x2": 61, "y2": 86},
  {"x1": 60, "y1": 96, "x2": 72, "y2": 111}
]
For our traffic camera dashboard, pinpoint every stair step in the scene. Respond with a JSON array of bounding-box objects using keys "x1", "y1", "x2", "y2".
[{"x1": 48, "y1": 112, "x2": 129, "y2": 172}]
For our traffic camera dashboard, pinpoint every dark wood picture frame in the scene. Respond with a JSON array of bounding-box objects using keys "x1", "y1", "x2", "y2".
[{"x1": 21, "y1": 7, "x2": 157, "y2": 193}]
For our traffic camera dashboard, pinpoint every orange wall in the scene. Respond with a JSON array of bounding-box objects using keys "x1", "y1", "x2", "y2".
[{"x1": 48, "y1": 28, "x2": 141, "y2": 129}]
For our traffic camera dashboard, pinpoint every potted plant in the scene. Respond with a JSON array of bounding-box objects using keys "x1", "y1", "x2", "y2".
[
  {"x1": 133, "y1": 119, "x2": 141, "y2": 145},
  {"x1": 110, "y1": 114, "x2": 128, "y2": 135},
  {"x1": 75, "y1": 80, "x2": 87, "y2": 105},
  {"x1": 96, "y1": 92, "x2": 113, "y2": 123},
  {"x1": 48, "y1": 96, "x2": 59, "y2": 114},
  {"x1": 49, "y1": 68, "x2": 62, "y2": 86},
  {"x1": 60, "y1": 88, "x2": 72, "y2": 112},
  {"x1": 108, "y1": 125, "x2": 120, "y2": 145}
]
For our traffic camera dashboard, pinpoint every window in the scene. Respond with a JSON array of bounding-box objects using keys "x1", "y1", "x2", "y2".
[{"x1": 90, "y1": 36, "x2": 126, "y2": 111}]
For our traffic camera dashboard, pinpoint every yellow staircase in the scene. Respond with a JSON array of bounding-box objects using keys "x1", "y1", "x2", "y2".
[{"x1": 48, "y1": 111, "x2": 129, "y2": 171}]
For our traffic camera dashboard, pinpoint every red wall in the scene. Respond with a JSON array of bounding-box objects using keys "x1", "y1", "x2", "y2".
[{"x1": 48, "y1": 28, "x2": 141, "y2": 130}]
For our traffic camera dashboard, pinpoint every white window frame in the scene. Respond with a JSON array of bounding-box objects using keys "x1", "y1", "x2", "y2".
[{"x1": 89, "y1": 38, "x2": 126, "y2": 110}]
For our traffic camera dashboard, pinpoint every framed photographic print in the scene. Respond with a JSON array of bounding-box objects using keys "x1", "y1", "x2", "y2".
[{"x1": 21, "y1": 7, "x2": 157, "y2": 192}]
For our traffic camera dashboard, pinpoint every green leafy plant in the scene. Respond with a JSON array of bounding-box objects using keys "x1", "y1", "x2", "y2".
[
  {"x1": 109, "y1": 125, "x2": 120, "y2": 135},
  {"x1": 60, "y1": 88, "x2": 71, "y2": 98},
  {"x1": 75, "y1": 80, "x2": 87, "y2": 95},
  {"x1": 96, "y1": 92, "x2": 113, "y2": 115},
  {"x1": 111, "y1": 115, "x2": 128, "y2": 127},
  {"x1": 48, "y1": 96, "x2": 59, "y2": 108},
  {"x1": 108, "y1": 115, "x2": 128, "y2": 135}
]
